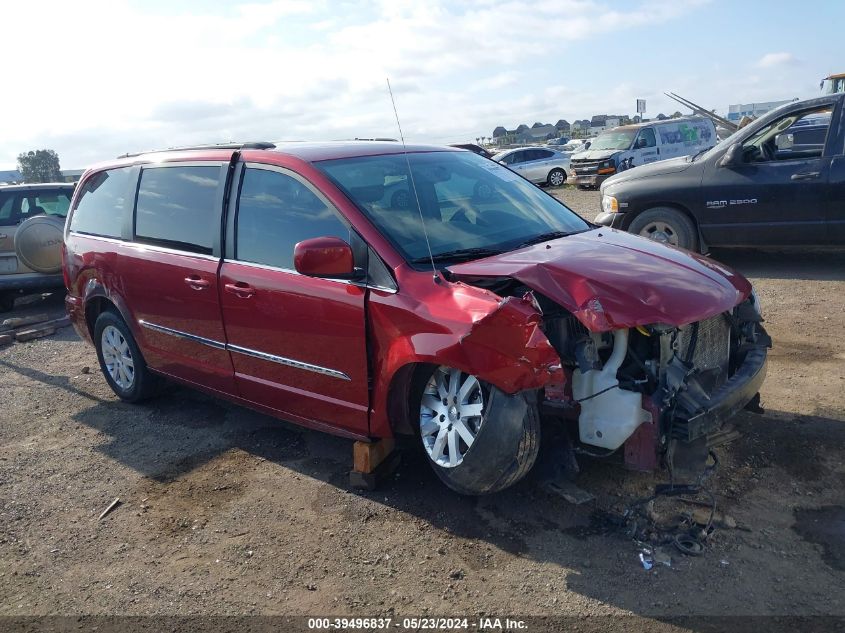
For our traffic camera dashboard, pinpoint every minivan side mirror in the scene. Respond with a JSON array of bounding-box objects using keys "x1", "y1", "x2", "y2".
[
  {"x1": 719, "y1": 143, "x2": 744, "y2": 168},
  {"x1": 294, "y1": 236, "x2": 358, "y2": 279}
]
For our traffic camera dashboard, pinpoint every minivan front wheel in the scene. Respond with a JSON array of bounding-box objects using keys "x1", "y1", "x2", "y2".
[
  {"x1": 629, "y1": 207, "x2": 699, "y2": 251},
  {"x1": 413, "y1": 365, "x2": 540, "y2": 495},
  {"x1": 94, "y1": 310, "x2": 158, "y2": 402}
]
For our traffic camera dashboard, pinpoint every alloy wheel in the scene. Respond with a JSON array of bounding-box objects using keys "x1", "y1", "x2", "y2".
[
  {"x1": 419, "y1": 367, "x2": 485, "y2": 468},
  {"x1": 640, "y1": 221, "x2": 679, "y2": 246},
  {"x1": 101, "y1": 325, "x2": 135, "y2": 390}
]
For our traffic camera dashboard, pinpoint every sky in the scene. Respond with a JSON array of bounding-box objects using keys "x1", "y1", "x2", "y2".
[{"x1": 1, "y1": 0, "x2": 843, "y2": 170}]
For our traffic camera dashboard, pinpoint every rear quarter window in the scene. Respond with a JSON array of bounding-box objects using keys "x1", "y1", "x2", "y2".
[{"x1": 69, "y1": 167, "x2": 133, "y2": 238}]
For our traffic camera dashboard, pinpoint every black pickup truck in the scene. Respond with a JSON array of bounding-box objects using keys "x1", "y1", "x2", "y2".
[{"x1": 594, "y1": 94, "x2": 845, "y2": 252}]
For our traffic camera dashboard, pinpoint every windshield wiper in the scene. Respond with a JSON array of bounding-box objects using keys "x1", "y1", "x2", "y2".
[
  {"x1": 515, "y1": 230, "x2": 574, "y2": 248},
  {"x1": 410, "y1": 247, "x2": 504, "y2": 264},
  {"x1": 688, "y1": 148, "x2": 709, "y2": 162}
]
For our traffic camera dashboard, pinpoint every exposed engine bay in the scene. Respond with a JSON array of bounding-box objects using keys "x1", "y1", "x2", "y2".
[{"x1": 457, "y1": 275, "x2": 771, "y2": 477}]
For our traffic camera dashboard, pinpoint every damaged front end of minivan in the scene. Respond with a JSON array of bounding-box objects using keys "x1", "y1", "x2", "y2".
[{"x1": 440, "y1": 231, "x2": 771, "y2": 483}]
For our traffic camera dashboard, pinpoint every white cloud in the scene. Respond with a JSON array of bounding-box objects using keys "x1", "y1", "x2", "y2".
[{"x1": 757, "y1": 52, "x2": 797, "y2": 68}]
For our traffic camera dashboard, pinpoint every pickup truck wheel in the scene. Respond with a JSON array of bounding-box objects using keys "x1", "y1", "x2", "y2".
[
  {"x1": 547, "y1": 168, "x2": 566, "y2": 187},
  {"x1": 628, "y1": 207, "x2": 698, "y2": 251},
  {"x1": 413, "y1": 365, "x2": 540, "y2": 495},
  {"x1": 94, "y1": 311, "x2": 158, "y2": 402}
]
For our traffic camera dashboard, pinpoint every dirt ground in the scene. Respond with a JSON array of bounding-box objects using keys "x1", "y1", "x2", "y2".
[{"x1": 1, "y1": 187, "x2": 843, "y2": 627}]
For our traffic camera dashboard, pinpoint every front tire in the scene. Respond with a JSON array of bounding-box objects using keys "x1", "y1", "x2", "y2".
[
  {"x1": 628, "y1": 206, "x2": 699, "y2": 251},
  {"x1": 413, "y1": 366, "x2": 540, "y2": 495},
  {"x1": 94, "y1": 310, "x2": 158, "y2": 402},
  {"x1": 547, "y1": 168, "x2": 566, "y2": 187}
]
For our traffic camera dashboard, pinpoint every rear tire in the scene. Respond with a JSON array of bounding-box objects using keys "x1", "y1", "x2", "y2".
[
  {"x1": 412, "y1": 365, "x2": 540, "y2": 495},
  {"x1": 14, "y1": 214, "x2": 65, "y2": 274},
  {"x1": 547, "y1": 168, "x2": 566, "y2": 187},
  {"x1": 628, "y1": 206, "x2": 699, "y2": 251},
  {"x1": 94, "y1": 310, "x2": 158, "y2": 402}
]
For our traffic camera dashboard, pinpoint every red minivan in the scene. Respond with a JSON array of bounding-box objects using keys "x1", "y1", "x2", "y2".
[{"x1": 63, "y1": 142, "x2": 769, "y2": 494}]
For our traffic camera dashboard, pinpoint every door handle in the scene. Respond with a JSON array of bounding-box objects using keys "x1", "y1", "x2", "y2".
[
  {"x1": 791, "y1": 171, "x2": 820, "y2": 181},
  {"x1": 224, "y1": 282, "x2": 255, "y2": 298},
  {"x1": 184, "y1": 275, "x2": 210, "y2": 290},
  {"x1": 0, "y1": 234, "x2": 7, "y2": 240}
]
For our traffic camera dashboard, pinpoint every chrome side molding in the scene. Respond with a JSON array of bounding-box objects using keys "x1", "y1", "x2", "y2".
[{"x1": 138, "y1": 320, "x2": 350, "y2": 381}]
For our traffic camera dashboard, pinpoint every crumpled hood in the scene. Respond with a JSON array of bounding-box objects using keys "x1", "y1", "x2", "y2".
[
  {"x1": 602, "y1": 155, "x2": 691, "y2": 188},
  {"x1": 446, "y1": 228, "x2": 751, "y2": 332}
]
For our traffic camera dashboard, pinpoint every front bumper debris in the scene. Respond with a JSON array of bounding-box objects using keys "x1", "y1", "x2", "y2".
[{"x1": 673, "y1": 345, "x2": 768, "y2": 442}]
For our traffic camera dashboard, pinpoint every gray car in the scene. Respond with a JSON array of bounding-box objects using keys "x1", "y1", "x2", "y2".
[{"x1": 492, "y1": 146, "x2": 571, "y2": 186}]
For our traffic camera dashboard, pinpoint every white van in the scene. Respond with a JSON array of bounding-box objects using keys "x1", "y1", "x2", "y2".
[{"x1": 569, "y1": 117, "x2": 717, "y2": 189}]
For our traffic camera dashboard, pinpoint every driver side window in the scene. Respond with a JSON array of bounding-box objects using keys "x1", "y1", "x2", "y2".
[
  {"x1": 743, "y1": 107, "x2": 831, "y2": 163},
  {"x1": 235, "y1": 167, "x2": 350, "y2": 271},
  {"x1": 507, "y1": 151, "x2": 525, "y2": 165},
  {"x1": 636, "y1": 128, "x2": 656, "y2": 148}
]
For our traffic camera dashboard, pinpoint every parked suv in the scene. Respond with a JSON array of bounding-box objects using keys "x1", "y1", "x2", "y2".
[
  {"x1": 595, "y1": 95, "x2": 845, "y2": 251},
  {"x1": 64, "y1": 142, "x2": 769, "y2": 494},
  {"x1": 0, "y1": 183, "x2": 74, "y2": 311}
]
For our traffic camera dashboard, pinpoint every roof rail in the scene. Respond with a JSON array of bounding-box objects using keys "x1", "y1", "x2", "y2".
[{"x1": 117, "y1": 141, "x2": 276, "y2": 159}]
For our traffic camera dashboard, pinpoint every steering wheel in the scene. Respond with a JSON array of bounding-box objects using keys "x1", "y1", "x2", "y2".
[
  {"x1": 449, "y1": 209, "x2": 491, "y2": 229},
  {"x1": 759, "y1": 142, "x2": 776, "y2": 162}
]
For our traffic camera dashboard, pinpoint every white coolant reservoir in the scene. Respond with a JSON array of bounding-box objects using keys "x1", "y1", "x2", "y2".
[{"x1": 572, "y1": 328, "x2": 652, "y2": 450}]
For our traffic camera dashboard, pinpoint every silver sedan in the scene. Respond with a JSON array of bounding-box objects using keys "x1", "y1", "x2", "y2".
[{"x1": 492, "y1": 147, "x2": 571, "y2": 186}]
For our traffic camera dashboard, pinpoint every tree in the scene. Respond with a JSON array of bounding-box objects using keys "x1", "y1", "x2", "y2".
[{"x1": 17, "y1": 149, "x2": 62, "y2": 183}]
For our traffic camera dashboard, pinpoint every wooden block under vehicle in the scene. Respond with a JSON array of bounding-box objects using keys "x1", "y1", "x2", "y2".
[
  {"x1": 349, "y1": 449, "x2": 402, "y2": 491},
  {"x1": 353, "y1": 438, "x2": 395, "y2": 474},
  {"x1": 0, "y1": 333, "x2": 13, "y2": 347},
  {"x1": 0, "y1": 313, "x2": 50, "y2": 332},
  {"x1": 15, "y1": 326, "x2": 56, "y2": 342}
]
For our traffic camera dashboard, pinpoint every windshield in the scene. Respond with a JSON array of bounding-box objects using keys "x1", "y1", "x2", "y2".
[
  {"x1": 317, "y1": 151, "x2": 590, "y2": 265},
  {"x1": 588, "y1": 129, "x2": 637, "y2": 151}
]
